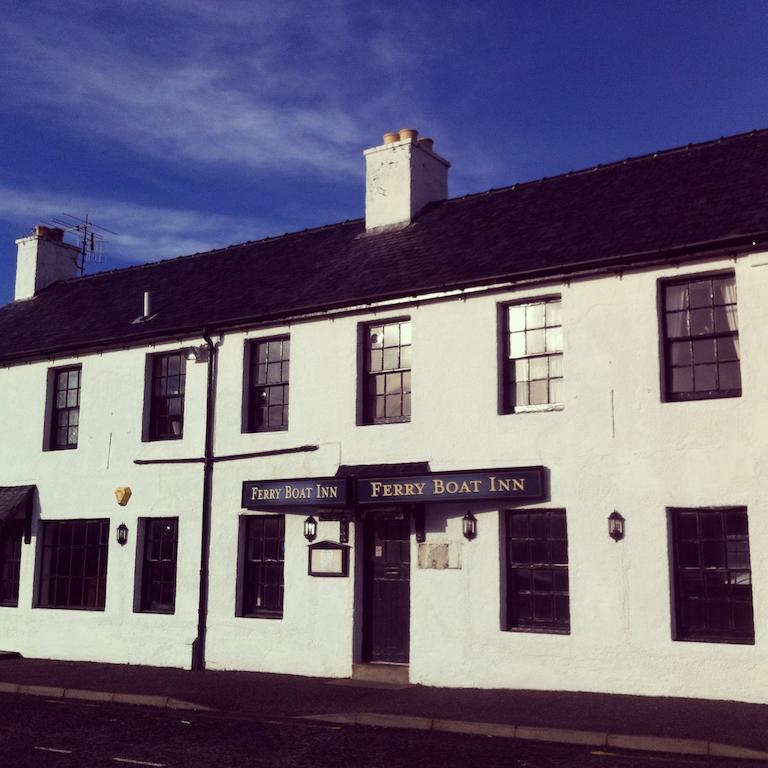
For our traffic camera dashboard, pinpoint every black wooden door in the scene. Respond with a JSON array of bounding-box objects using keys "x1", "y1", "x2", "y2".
[{"x1": 363, "y1": 511, "x2": 410, "y2": 663}]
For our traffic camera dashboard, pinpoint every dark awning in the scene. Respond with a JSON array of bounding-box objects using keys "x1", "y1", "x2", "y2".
[{"x1": 0, "y1": 485, "x2": 35, "y2": 528}]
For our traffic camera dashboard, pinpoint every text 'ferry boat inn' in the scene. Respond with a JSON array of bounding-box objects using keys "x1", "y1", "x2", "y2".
[{"x1": 2, "y1": 126, "x2": 768, "y2": 703}]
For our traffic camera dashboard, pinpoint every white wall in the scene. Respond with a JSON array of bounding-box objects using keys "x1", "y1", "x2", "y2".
[{"x1": 1, "y1": 253, "x2": 767, "y2": 702}]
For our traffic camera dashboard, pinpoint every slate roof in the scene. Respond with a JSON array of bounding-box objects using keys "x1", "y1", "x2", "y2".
[{"x1": 2, "y1": 128, "x2": 768, "y2": 364}]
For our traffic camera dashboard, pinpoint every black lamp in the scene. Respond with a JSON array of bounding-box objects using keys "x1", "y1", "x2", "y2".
[
  {"x1": 116, "y1": 523, "x2": 129, "y2": 546},
  {"x1": 462, "y1": 512, "x2": 477, "y2": 540},
  {"x1": 304, "y1": 515, "x2": 318, "y2": 542},
  {"x1": 608, "y1": 511, "x2": 625, "y2": 542}
]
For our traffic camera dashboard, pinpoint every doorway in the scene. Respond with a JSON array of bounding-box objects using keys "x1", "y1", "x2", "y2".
[{"x1": 362, "y1": 509, "x2": 410, "y2": 664}]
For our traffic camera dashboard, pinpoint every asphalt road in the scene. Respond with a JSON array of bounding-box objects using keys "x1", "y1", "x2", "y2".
[{"x1": 0, "y1": 693, "x2": 758, "y2": 768}]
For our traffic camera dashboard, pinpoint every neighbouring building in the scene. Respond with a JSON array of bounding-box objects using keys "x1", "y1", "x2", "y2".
[{"x1": 1, "y1": 127, "x2": 768, "y2": 702}]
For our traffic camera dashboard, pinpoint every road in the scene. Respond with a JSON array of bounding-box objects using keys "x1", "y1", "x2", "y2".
[{"x1": 0, "y1": 693, "x2": 756, "y2": 768}]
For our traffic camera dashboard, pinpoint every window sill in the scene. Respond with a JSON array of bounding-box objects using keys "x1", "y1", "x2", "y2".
[
  {"x1": 664, "y1": 390, "x2": 741, "y2": 403},
  {"x1": 504, "y1": 626, "x2": 570, "y2": 635},
  {"x1": 674, "y1": 634, "x2": 754, "y2": 646},
  {"x1": 34, "y1": 605, "x2": 106, "y2": 612},
  {"x1": 510, "y1": 404, "x2": 564, "y2": 415},
  {"x1": 239, "y1": 612, "x2": 283, "y2": 620},
  {"x1": 360, "y1": 418, "x2": 411, "y2": 427},
  {"x1": 136, "y1": 608, "x2": 176, "y2": 615}
]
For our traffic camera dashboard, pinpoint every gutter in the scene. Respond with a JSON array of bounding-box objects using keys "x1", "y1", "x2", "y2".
[
  {"x1": 191, "y1": 330, "x2": 217, "y2": 672},
  {"x1": 1, "y1": 232, "x2": 767, "y2": 367}
]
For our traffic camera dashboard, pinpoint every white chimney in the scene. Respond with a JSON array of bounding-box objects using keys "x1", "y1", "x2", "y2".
[
  {"x1": 14, "y1": 226, "x2": 79, "y2": 300},
  {"x1": 364, "y1": 128, "x2": 450, "y2": 232}
]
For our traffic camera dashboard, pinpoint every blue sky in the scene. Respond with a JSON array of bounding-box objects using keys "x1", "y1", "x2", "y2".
[{"x1": 1, "y1": 0, "x2": 767, "y2": 305}]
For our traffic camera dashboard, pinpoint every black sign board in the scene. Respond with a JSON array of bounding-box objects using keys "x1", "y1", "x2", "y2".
[
  {"x1": 242, "y1": 477, "x2": 348, "y2": 508},
  {"x1": 356, "y1": 467, "x2": 545, "y2": 505}
]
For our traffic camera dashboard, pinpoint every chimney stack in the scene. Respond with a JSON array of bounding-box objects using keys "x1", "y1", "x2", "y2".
[
  {"x1": 14, "y1": 225, "x2": 79, "y2": 300},
  {"x1": 364, "y1": 128, "x2": 450, "y2": 232}
]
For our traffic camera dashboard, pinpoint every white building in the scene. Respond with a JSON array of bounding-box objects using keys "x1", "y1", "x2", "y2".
[{"x1": 1, "y1": 128, "x2": 768, "y2": 702}]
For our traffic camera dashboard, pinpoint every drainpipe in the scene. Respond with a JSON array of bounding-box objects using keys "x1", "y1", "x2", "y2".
[{"x1": 192, "y1": 330, "x2": 217, "y2": 671}]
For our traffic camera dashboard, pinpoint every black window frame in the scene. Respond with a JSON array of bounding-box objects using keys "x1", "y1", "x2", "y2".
[
  {"x1": 502, "y1": 298, "x2": 563, "y2": 413},
  {"x1": 48, "y1": 365, "x2": 81, "y2": 450},
  {"x1": 37, "y1": 519, "x2": 109, "y2": 611},
  {"x1": 246, "y1": 336, "x2": 290, "y2": 433},
  {"x1": 505, "y1": 508, "x2": 570, "y2": 634},
  {"x1": 138, "y1": 517, "x2": 179, "y2": 614},
  {"x1": 0, "y1": 521, "x2": 23, "y2": 607},
  {"x1": 660, "y1": 272, "x2": 741, "y2": 402},
  {"x1": 362, "y1": 318, "x2": 412, "y2": 425},
  {"x1": 148, "y1": 351, "x2": 187, "y2": 441},
  {"x1": 670, "y1": 507, "x2": 754, "y2": 644},
  {"x1": 239, "y1": 515, "x2": 285, "y2": 619}
]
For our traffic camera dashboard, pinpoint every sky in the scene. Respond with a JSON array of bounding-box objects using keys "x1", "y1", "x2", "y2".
[{"x1": 1, "y1": 0, "x2": 767, "y2": 305}]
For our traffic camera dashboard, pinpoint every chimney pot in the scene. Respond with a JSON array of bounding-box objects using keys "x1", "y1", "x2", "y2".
[
  {"x1": 417, "y1": 137, "x2": 434, "y2": 152},
  {"x1": 383, "y1": 131, "x2": 400, "y2": 145},
  {"x1": 34, "y1": 225, "x2": 64, "y2": 242},
  {"x1": 398, "y1": 128, "x2": 418, "y2": 142}
]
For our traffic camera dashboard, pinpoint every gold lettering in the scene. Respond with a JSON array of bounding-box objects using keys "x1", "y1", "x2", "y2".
[
  {"x1": 446, "y1": 480, "x2": 459, "y2": 494},
  {"x1": 512, "y1": 478, "x2": 525, "y2": 491},
  {"x1": 468, "y1": 480, "x2": 482, "y2": 493},
  {"x1": 413, "y1": 482, "x2": 426, "y2": 495},
  {"x1": 393, "y1": 483, "x2": 405, "y2": 496},
  {"x1": 432, "y1": 478, "x2": 445, "y2": 495},
  {"x1": 370, "y1": 482, "x2": 383, "y2": 498}
]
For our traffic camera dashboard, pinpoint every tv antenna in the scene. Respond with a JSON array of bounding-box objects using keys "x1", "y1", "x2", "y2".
[{"x1": 43, "y1": 213, "x2": 117, "y2": 277}]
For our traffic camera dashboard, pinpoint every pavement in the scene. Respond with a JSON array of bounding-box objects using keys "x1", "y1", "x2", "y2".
[{"x1": 0, "y1": 657, "x2": 767, "y2": 762}]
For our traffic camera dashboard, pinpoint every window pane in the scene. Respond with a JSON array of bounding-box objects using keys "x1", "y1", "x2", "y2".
[
  {"x1": 545, "y1": 326, "x2": 562, "y2": 353},
  {"x1": 693, "y1": 364, "x2": 717, "y2": 391},
  {"x1": 665, "y1": 284, "x2": 688, "y2": 311},
  {"x1": 508, "y1": 332, "x2": 526, "y2": 358},
  {"x1": 529, "y1": 356, "x2": 548, "y2": 381},
  {"x1": 508, "y1": 305, "x2": 526, "y2": 332},
  {"x1": 526, "y1": 303, "x2": 546, "y2": 329},
  {"x1": 526, "y1": 329, "x2": 545, "y2": 355},
  {"x1": 718, "y1": 362, "x2": 741, "y2": 390},
  {"x1": 690, "y1": 308, "x2": 714, "y2": 335},
  {"x1": 529, "y1": 380, "x2": 549, "y2": 405},
  {"x1": 545, "y1": 300, "x2": 562, "y2": 326},
  {"x1": 688, "y1": 280, "x2": 712, "y2": 308},
  {"x1": 666, "y1": 311, "x2": 689, "y2": 338}
]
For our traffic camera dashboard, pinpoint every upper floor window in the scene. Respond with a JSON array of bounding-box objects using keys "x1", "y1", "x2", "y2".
[
  {"x1": 670, "y1": 507, "x2": 753, "y2": 644},
  {"x1": 503, "y1": 299, "x2": 562, "y2": 412},
  {"x1": 49, "y1": 366, "x2": 81, "y2": 450},
  {"x1": 363, "y1": 319, "x2": 411, "y2": 424},
  {"x1": 138, "y1": 517, "x2": 178, "y2": 614},
  {"x1": 37, "y1": 519, "x2": 109, "y2": 611},
  {"x1": 506, "y1": 509, "x2": 570, "y2": 633},
  {"x1": 662, "y1": 273, "x2": 741, "y2": 401},
  {"x1": 149, "y1": 352, "x2": 186, "y2": 440},
  {"x1": 247, "y1": 337, "x2": 289, "y2": 432}
]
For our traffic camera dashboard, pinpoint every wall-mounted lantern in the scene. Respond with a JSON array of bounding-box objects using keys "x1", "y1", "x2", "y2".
[
  {"x1": 608, "y1": 511, "x2": 625, "y2": 542},
  {"x1": 462, "y1": 512, "x2": 477, "y2": 540},
  {"x1": 303, "y1": 515, "x2": 318, "y2": 542},
  {"x1": 116, "y1": 523, "x2": 129, "y2": 546}
]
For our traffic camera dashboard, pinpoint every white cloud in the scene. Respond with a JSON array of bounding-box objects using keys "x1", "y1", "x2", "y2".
[
  {"x1": 0, "y1": 1, "x2": 442, "y2": 178},
  {"x1": 0, "y1": 185, "x2": 284, "y2": 266}
]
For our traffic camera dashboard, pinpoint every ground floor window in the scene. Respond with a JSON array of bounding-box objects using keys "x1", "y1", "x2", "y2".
[
  {"x1": 671, "y1": 507, "x2": 754, "y2": 644},
  {"x1": 139, "y1": 517, "x2": 178, "y2": 613},
  {"x1": 239, "y1": 515, "x2": 284, "y2": 618},
  {"x1": 37, "y1": 519, "x2": 109, "y2": 610},
  {"x1": 506, "y1": 509, "x2": 569, "y2": 632},
  {"x1": 0, "y1": 521, "x2": 23, "y2": 607}
]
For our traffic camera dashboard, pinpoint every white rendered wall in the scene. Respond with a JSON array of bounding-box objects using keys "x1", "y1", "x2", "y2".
[{"x1": 1, "y1": 253, "x2": 768, "y2": 702}]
